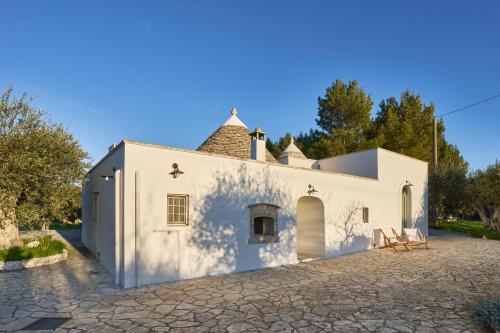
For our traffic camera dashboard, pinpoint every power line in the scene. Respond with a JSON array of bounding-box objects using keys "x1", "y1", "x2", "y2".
[{"x1": 438, "y1": 93, "x2": 500, "y2": 117}]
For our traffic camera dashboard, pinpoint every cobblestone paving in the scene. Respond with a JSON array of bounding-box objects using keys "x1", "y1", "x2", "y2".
[{"x1": 1, "y1": 230, "x2": 499, "y2": 332}]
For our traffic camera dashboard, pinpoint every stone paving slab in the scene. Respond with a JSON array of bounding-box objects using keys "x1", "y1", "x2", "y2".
[{"x1": 0, "y1": 229, "x2": 499, "y2": 332}]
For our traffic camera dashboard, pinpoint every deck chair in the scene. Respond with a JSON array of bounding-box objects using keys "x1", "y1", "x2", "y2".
[
  {"x1": 377, "y1": 228, "x2": 409, "y2": 252},
  {"x1": 403, "y1": 228, "x2": 429, "y2": 249}
]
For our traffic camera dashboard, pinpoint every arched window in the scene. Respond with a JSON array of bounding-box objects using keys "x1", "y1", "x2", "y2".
[{"x1": 402, "y1": 185, "x2": 412, "y2": 228}]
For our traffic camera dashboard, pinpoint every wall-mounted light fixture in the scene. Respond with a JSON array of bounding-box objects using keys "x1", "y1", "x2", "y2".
[
  {"x1": 169, "y1": 163, "x2": 184, "y2": 178},
  {"x1": 307, "y1": 184, "x2": 318, "y2": 195},
  {"x1": 101, "y1": 172, "x2": 114, "y2": 181},
  {"x1": 405, "y1": 180, "x2": 413, "y2": 187}
]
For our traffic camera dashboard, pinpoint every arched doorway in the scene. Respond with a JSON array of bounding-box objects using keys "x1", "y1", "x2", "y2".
[
  {"x1": 402, "y1": 185, "x2": 412, "y2": 229},
  {"x1": 296, "y1": 196, "x2": 325, "y2": 260}
]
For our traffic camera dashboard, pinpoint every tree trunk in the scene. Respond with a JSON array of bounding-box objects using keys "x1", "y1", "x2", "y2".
[
  {"x1": 485, "y1": 207, "x2": 500, "y2": 232},
  {"x1": 0, "y1": 202, "x2": 22, "y2": 249},
  {"x1": 41, "y1": 218, "x2": 50, "y2": 231},
  {"x1": 0, "y1": 221, "x2": 22, "y2": 249},
  {"x1": 473, "y1": 204, "x2": 500, "y2": 233}
]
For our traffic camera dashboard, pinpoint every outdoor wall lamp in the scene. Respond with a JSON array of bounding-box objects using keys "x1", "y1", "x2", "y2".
[
  {"x1": 101, "y1": 172, "x2": 114, "y2": 181},
  {"x1": 307, "y1": 184, "x2": 318, "y2": 195},
  {"x1": 101, "y1": 167, "x2": 117, "y2": 181},
  {"x1": 405, "y1": 180, "x2": 414, "y2": 187},
  {"x1": 169, "y1": 163, "x2": 184, "y2": 178}
]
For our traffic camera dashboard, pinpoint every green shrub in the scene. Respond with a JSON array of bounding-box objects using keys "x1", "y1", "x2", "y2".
[
  {"x1": 471, "y1": 299, "x2": 500, "y2": 331},
  {"x1": 0, "y1": 236, "x2": 66, "y2": 262}
]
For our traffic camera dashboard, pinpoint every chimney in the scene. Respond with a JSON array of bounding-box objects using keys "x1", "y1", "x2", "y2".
[{"x1": 249, "y1": 127, "x2": 266, "y2": 161}]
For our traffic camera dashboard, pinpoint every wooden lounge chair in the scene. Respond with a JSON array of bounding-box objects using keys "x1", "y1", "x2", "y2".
[
  {"x1": 377, "y1": 228, "x2": 409, "y2": 252},
  {"x1": 403, "y1": 228, "x2": 430, "y2": 249}
]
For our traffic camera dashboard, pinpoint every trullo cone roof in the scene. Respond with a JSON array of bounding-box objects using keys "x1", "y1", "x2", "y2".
[
  {"x1": 278, "y1": 137, "x2": 307, "y2": 159},
  {"x1": 197, "y1": 108, "x2": 277, "y2": 163}
]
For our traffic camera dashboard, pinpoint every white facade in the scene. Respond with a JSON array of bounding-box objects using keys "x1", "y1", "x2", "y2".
[{"x1": 83, "y1": 140, "x2": 428, "y2": 288}]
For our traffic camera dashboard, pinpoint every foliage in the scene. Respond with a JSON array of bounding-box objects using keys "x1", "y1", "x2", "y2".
[
  {"x1": 52, "y1": 184, "x2": 82, "y2": 224},
  {"x1": 316, "y1": 80, "x2": 373, "y2": 134},
  {"x1": 268, "y1": 81, "x2": 465, "y2": 167},
  {"x1": 370, "y1": 92, "x2": 438, "y2": 161},
  {"x1": 0, "y1": 236, "x2": 66, "y2": 262},
  {"x1": 471, "y1": 299, "x2": 500, "y2": 331},
  {"x1": 0, "y1": 85, "x2": 89, "y2": 232},
  {"x1": 266, "y1": 133, "x2": 293, "y2": 159},
  {"x1": 429, "y1": 155, "x2": 469, "y2": 218},
  {"x1": 466, "y1": 160, "x2": 500, "y2": 232},
  {"x1": 432, "y1": 220, "x2": 500, "y2": 240},
  {"x1": 314, "y1": 80, "x2": 374, "y2": 156}
]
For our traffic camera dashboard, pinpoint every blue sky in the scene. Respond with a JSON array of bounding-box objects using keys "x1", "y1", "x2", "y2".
[{"x1": 1, "y1": 1, "x2": 499, "y2": 170}]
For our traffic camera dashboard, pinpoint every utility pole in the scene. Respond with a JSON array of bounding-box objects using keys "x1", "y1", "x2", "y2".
[{"x1": 432, "y1": 116, "x2": 438, "y2": 227}]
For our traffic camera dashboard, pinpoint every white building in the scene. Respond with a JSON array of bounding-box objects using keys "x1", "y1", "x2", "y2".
[{"x1": 82, "y1": 108, "x2": 428, "y2": 288}]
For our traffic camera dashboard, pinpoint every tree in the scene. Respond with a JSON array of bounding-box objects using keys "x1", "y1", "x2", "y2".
[
  {"x1": 371, "y1": 91, "x2": 439, "y2": 161},
  {"x1": 52, "y1": 184, "x2": 83, "y2": 224},
  {"x1": 267, "y1": 82, "x2": 469, "y2": 227},
  {"x1": 429, "y1": 154, "x2": 468, "y2": 219},
  {"x1": 0, "y1": 85, "x2": 89, "y2": 248},
  {"x1": 316, "y1": 80, "x2": 374, "y2": 156},
  {"x1": 466, "y1": 161, "x2": 500, "y2": 232},
  {"x1": 268, "y1": 80, "x2": 375, "y2": 160}
]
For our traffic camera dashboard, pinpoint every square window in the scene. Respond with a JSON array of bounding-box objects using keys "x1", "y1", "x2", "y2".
[
  {"x1": 253, "y1": 217, "x2": 275, "y2": 236},
  {"x1": 167, "y1": 195, "x2": 189, "y2": 226}
]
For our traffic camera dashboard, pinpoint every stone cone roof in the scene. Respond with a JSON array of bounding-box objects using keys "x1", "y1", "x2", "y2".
[
  {"x1": 197, "y1": 109, "x2": 277, "y2": 163},
  {"x1": 278, "y1": 137, "x2": 307, "y2": 159}
]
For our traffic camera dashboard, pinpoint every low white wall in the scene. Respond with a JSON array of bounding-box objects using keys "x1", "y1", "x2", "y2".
[
  {"x1": 278, "y1": 156, "x2": 320, "y2": 169},
  {"x1": 319, "y1": 149, "x2": 378, "y2": 179}
]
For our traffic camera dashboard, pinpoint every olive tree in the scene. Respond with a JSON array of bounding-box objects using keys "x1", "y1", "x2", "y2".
[
  {"x1": 0, "y1": 85, "x2": 89, "y2": 248},
  {"x1": 467, "y1": 161, "x2": 500, "y2": 232}
]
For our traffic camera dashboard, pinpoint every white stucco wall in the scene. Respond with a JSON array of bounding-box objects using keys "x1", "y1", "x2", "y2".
[
  {"x1": 319, "y1": 149, "x2": 379, "y2": 179},
  {"x1": 377, "y1": 149, "x2": 429, "y2": 236},
  {"x1": 84, "y1": 142, "x2": 428, "y2": 288},
  {"x1": 82, "y1": 144, "x2": 124, "y2": 279}
]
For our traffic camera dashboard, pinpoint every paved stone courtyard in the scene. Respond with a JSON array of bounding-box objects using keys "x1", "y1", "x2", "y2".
[{"x1": 1, "y1": 230, "x2": 499, "y2": 333}]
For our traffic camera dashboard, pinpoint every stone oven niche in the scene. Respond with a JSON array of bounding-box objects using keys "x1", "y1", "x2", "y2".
[{"x1": 248, "y1": 203, "x2": 280, "y2": 244}]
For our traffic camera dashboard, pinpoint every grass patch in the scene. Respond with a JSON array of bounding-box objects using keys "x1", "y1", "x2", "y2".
[
  {"x1": 0, "y1": 236, "x2": 66, "y2": 262},
  {"x1": 432, "y1": 220, "x2": 500, "y2": 240}
]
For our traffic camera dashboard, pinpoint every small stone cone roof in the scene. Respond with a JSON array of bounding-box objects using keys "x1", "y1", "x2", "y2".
[
  {"x1": 278, "y1": 137, "x2": 307, "y2": 159},
  {"x1": 197, "y1": 108, "x2": 277, "y2": 163}
]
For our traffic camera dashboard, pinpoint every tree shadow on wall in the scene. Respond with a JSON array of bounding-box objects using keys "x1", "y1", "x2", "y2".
[
  {"x1": 330, "y1": 200, "x2": 371, "y2": 255},
  {"x1": 184, "y1": 162, "x2": 295, "y2": 279}
]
